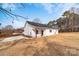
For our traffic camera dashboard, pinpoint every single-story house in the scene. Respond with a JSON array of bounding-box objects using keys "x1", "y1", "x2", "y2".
[{"x1": 23, "y1": 21, "x2": 58, "y2": 37}]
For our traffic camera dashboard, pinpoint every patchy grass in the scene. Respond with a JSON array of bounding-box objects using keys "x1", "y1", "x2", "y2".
[
  {"x1": 0, "y1": 32, "x2": 79, "y2": 56},
  {"x1": 46, "y1": 32, "x2": 79, "y2": 49}
]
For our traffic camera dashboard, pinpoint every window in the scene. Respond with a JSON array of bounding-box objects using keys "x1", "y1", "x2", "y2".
[
  {"x1": 49, "y1": 29, "x2": 52, "y2": 32},
  {"x1": 41, "y1": 30, "x2": 43, "y2": 36},
  {"x1": 36, "y1": 30, "x2": 38, "y2": 34},
  {"x1": 30, "y1": 32, "x2": 32, "y2": 35}
]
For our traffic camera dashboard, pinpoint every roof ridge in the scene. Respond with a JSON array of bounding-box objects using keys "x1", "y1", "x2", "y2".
[
  {"x1": 26, "y1": 21, "x2": 58, "y2": 29},
  {"x1": 27, "y1": 21, "x2": 46, "y2": 25}
]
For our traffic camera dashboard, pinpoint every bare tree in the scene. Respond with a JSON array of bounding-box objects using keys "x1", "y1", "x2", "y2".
[
  {"x1": 57, "y1": 7, "x2": 79, "y2": 32},
  {"x1": 1, "y1": 25, "x2": 14, "y2": 35},
  {"x1": 3, "y1": 25, "x2": 13, "y2": 30}
]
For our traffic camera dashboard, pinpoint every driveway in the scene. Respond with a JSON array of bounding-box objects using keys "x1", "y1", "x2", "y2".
[{"x1": 0, "y1": 35, "x2": 27, "y2": 42}]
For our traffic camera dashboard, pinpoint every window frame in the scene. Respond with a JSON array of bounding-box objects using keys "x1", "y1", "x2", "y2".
[{"x1": 49, "y1": 29, "x2": 52, "y2": 32}]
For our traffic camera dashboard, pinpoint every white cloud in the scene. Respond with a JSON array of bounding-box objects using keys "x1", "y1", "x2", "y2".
[
  {"x1": 41, "y1": 3, "x2": 78, "y2": 15},
  {"x1": 41, "y1": 3, "x2": 54, "y2": 14},
  {"x1": 13, "y1": 20, "x2": 25, "y2": 29},
  {"x1": 41, "y1": 3, "x2": 79, "y2": 20}
]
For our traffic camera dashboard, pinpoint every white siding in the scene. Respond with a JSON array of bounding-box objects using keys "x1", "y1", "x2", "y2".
[
  {"x1": 43, "y1": 29, "x2": 58, "y2": 36},
  {"x1": 23, "y1": 23, "x2": 36, "y2": 37},
  {"x1": 23, "y1": 23, "x2": 58, "y2": 37}
]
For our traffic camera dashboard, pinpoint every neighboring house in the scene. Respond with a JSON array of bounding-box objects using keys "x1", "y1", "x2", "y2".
[{"x1": 23, "y1": 21, "x2": 58, "y2": 37}]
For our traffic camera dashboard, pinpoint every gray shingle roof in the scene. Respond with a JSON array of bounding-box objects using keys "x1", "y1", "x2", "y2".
[{"x1": 27, "y1": 21, "x2": 58, "y2": 29}]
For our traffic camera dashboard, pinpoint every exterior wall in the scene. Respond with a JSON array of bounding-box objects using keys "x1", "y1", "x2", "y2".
[
  {"x1": 43, "y1": 29, "x2": 58, "y2": 36},
  {"x1": 23, "y1": 23, "x2": 36, "y2": 37},
  {"x1": 23, "y1": 23, "x2": 58, "y2": 37}
]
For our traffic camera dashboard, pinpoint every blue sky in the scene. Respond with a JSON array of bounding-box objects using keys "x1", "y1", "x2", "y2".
[{"x1": 0, "y1": 3, "x2": 79, "y2": 28}]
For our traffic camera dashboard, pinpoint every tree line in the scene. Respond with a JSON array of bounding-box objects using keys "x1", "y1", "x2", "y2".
[{"x1": 48, "y1": 7, "x2": 79, "y2": 32}]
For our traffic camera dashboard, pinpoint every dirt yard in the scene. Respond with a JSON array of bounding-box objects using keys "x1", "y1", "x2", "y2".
[
  {"x1": 47, "y1": 32, "x2": 79, "y2": 49},
  {"x1": 0, "y1": 32, "x2": 79, "y2": 56}
]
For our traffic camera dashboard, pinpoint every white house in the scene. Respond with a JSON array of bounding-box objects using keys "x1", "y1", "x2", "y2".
[{"x1": 23, "y1": 21, "x2": 58, "y2": 37}]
